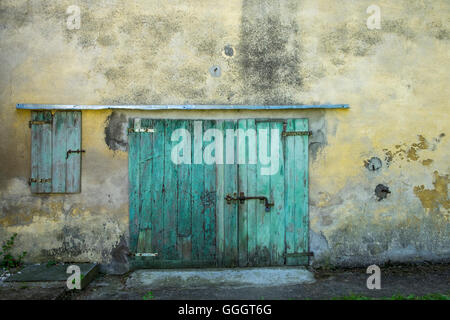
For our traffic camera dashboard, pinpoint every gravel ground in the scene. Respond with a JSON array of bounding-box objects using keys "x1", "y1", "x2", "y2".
[
  {"x1": 62, "y1": 263, "x2": 449, "y2": 300},
  {"x1": 0, "y1": 263, "x2": 448, "y2": 300}
]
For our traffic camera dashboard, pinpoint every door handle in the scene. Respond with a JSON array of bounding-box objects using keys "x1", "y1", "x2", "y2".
[{"x1": 225, "y1": 192, "x2": 274, "y2": 212}]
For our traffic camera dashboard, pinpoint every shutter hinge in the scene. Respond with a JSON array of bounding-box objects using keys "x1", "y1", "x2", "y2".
[
  {"x1": 28, "y1": 178, "x2": 52, "y2": 185},
  {"x1": 282, "y1": 130, "x2": 312, "y2": 137},
  {"x1": 29, "y1": 120, "x2": 52, "y2": 128}
]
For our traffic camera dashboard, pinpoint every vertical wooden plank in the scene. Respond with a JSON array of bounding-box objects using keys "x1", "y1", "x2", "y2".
[
  {"x1": 246, "y1": 119, "x2": 258, "y2": 266},
  {"x1": 270, "y1": 121, "x2": 285, "y2": 265},
  {"x1": 139, "y1": 119, "x2": 154, "y2": 254},
  {"x1": 66, "y1": 111, "x2": 81, "y2": 193},
  {"x1": 294, "y1": 119, "x2": 309, "y2": 265},
  {"x1": 128, "y1": 118, "x2": 141, "y2": 253},
  {"x1": 38, "y1": 111, "x2": 53, "y2": 193},
  {"x1": 163, "y1": 119, "x2": 178, "y2": 260},
  {"x1": 151, "y1": 120, "x2": 165, "y2": 258},
  {"x1": 285, "y1": 119, "x2": 296, "y2": 265},
  {"x1": 203, "y1": 120, "x2": 216, "y2": 262},
  {"x1": 237, "y1": 119, "x2": 248, "y2": 266},
  {"x1": 285, "y1": 119, "x2": 309, "y2": 265},
  {"x1": 30, "y1": 111, "x2": 41, "y2": 193},
  {"x1": 223, "y1": 120, "x2": 238, "y2": 267},
  {"x1": 191, "y1": 120, "x2": 205, "y2": 261},
  {"x1": 52, "y1": 112, "x2": 67, "y2": 193},
  {"x1": 256, "y1": 121, "x2": 271, "y2": 266},
  {"x1": 177, "y1": 120, "x2": 192, "y2": 261},
  {"x1": 215, "y1": 120, "x2": 225, "y2": 267}
]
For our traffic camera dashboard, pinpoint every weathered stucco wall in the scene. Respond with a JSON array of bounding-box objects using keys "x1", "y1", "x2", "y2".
[{"x1": 0, "y1": 0, "x2": 448, "y2": 272}]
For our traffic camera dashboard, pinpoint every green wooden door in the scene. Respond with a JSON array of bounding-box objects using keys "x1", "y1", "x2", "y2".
[{"x1": 128, "y1": 118, "x2": 309, "y2": 268}]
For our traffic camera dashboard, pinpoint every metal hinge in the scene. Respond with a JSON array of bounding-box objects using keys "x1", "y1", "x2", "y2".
[
  {"x1": 284, "y1": 252, "x2": 314, "y2": 257},
  {"x1": 28, "y1": 178, "x2": 52, "y2": 185},
  {"x1": 282, "y1": 131, "x2": 312, "y2": 137},
  {"x1": 128, "y1": 118, "x2": 155, "y2": 134},
  {"x1": 29, "y1": 120, "x2": 52, "y2": 128},
  {"x1": 131, "y1": 253, "x2": 158, "y2": 257},
  {"x1": 128, "y1": 128, "x2": 155, "y2": 133}
]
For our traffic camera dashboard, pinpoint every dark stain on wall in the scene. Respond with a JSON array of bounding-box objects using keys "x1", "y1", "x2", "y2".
[
  {"x1": 42, "y1": 226, "x2": 87, "y2": 260},
  {"x1": 104, "y1": 112, "x2": 128, "y2": 151},
  {"x1": 239, "y1": 0, "x2": 302, "y2": 104},
  {"x1": 103, "y1": 235, "x2": 129, "y2": 274}
]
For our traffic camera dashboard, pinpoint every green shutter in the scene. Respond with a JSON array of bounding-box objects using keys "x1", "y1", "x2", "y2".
[{"x1": 30, "y1": 111, "x2": 82, "y2": 193}]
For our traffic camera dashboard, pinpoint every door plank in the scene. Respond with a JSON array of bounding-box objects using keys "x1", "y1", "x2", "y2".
[
  {"x1": 285, "y1": 119, "x2": 309, "y2": 265},
  {"x1": 246, "y1": 119, "x2": 258, "y2": 266},
  {"x1": 163, "y1": 120, "x2": 178, "y2": 260},
  {"x1": 270, "y1": 121, "x2": 285, "y2": 265},
  {"x1": 177, "y1": 120, "x2": 193, "y2": 261},
  {"x1": 150, "y1": 120, "x2": 165, "y2": 258},
  {"x1": 139, "y1": 119, "x2": 154, "y2": 254},
  {"x1": 203, "y1": 120, "x2": 217, "y2": 261},
  {"x1": 191, "y1": 121, "x2": 205, "y2": 261},
  {"x1": 256, "y1": 121, "x2": 271, "y2": 266},
  {"x1": 294, "y1": 119, "x2": 309, "y2": 265},
  {"x1": 237, "y1": 119, "x2": 248, "y2": 266},
  {"x1": 223, "y1": 120, "x2": 238, "y2": 267},
  {"x1": 128, "y1": 118, "x2": 141, "y2": 253}
]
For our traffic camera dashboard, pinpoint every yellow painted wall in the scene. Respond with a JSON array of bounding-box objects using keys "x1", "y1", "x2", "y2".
[{"x1": 0, "y1": 0, "x2": 448, "y2": 271}]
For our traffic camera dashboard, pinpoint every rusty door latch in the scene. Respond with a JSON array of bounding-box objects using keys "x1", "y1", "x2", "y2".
[
  {"x1": 225, "y1": 192, "x2": 274, "y2": 212},
  {"x1": 66, "y1": 149, "x2": 86, "y2": 159}
]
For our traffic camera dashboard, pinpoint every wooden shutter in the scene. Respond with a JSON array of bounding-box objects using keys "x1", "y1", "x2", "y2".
[{"x1": 30, "y1": 111, "x2": 81, "y2": 193}]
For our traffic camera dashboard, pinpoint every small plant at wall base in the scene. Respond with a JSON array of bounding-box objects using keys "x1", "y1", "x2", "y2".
[{"x1": 0, "y1": 233, "x2": 27, "y2": 269}]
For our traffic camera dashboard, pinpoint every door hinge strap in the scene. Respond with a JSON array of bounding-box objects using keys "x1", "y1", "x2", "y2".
[
  {"x1": 29, "y1": 120, "x2": 52, "y2": 128},
  {"x1": 282, "y1": 130, "x2": 312, "y2": 137},
  {"x1": 128, "y1": 128, "x2": 155, "y2": 133},
  {"x1": 285, "y1": 252, "x2": 314, "y2": 257},
  {"x1": 28, "y1": 178, "x2": 52, "y2": 185},
  {"x1": 132, "y1": 253, "x2": 158, "y2": 257}
]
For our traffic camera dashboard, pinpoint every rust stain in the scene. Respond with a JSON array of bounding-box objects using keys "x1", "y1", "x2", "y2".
[
  {"x1": 413, "y1": 171, "x2": 449, "y2": 210},
  {"x1": 383, "y1": 135, "x2": 441, "y2": 165}
]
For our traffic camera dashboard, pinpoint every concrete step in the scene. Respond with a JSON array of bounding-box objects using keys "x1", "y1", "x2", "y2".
[
  {"x1": 126, "y1": 267, "x2": 315, "y2": 289},
  {"x1": 5, "y1": 263, "x2": 99, "y2": 290}
]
